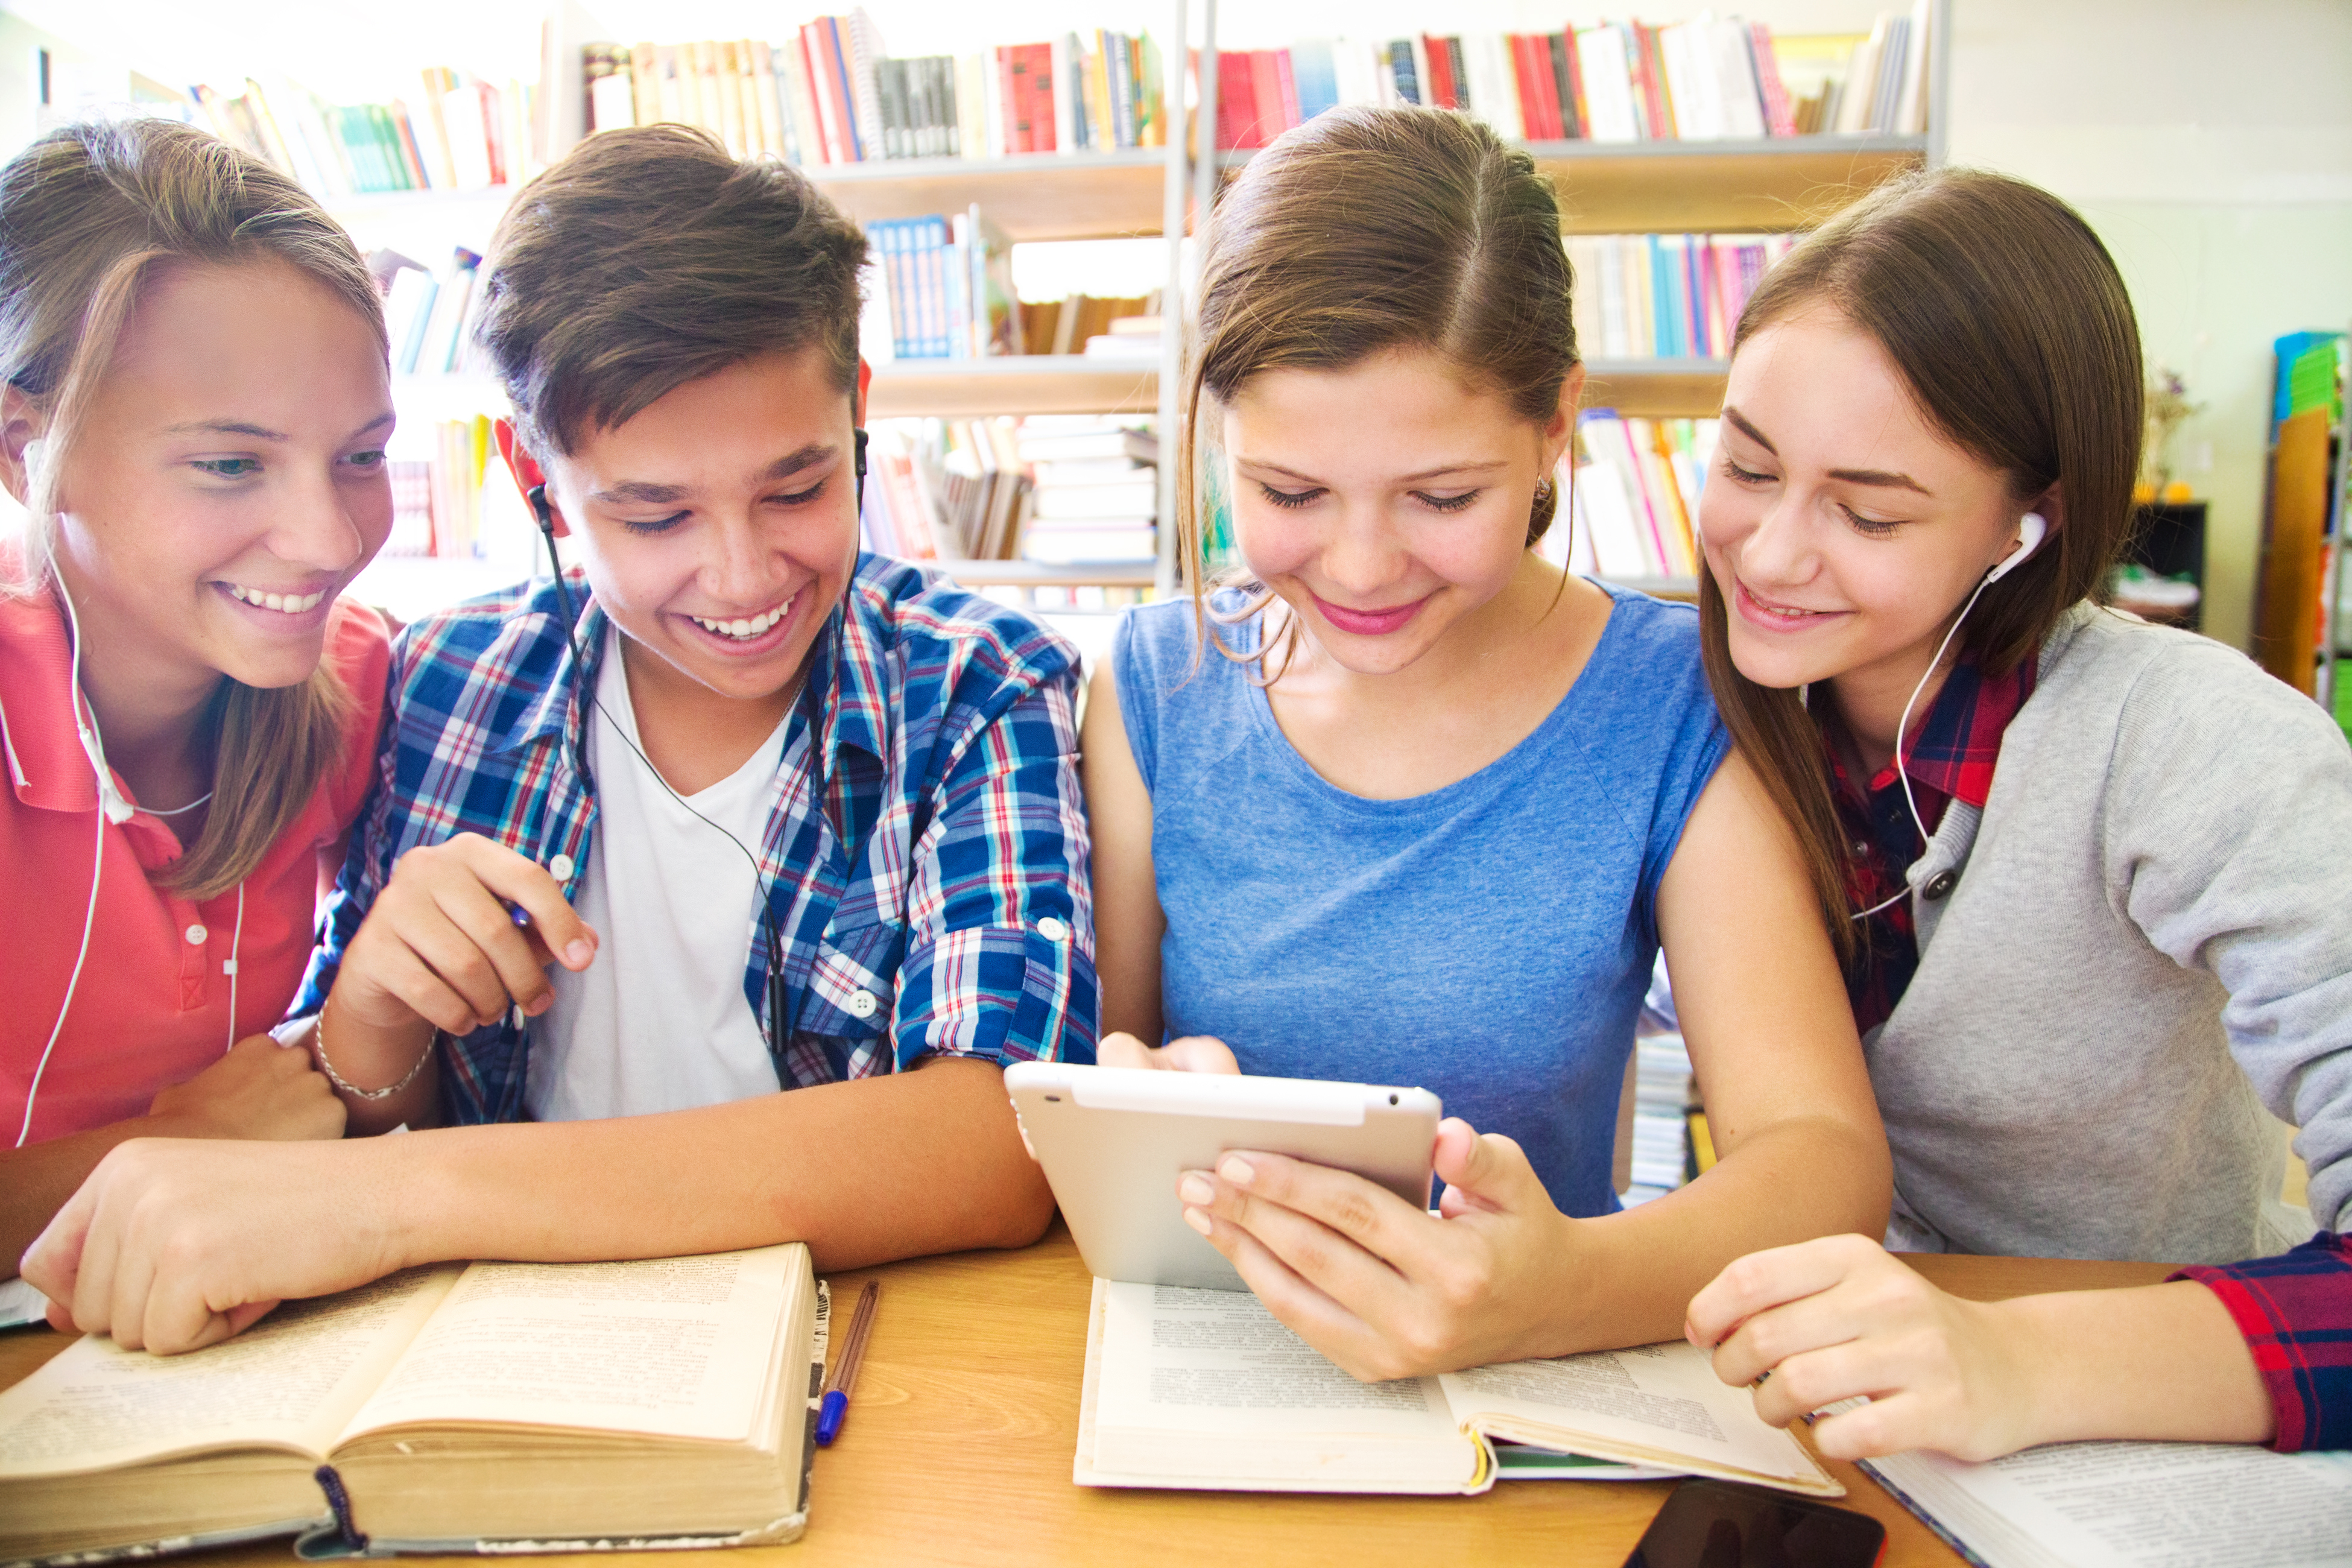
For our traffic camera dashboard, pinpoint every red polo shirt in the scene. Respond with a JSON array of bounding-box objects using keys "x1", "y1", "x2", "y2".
[{"x1": 0, "y1": 586, "x2": 388, "y2": 1143}]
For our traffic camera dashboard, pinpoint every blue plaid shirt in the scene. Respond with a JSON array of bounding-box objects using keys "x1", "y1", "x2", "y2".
[{"x1": 299, "y1": 553, "x2": 1097, "y2": 1123}]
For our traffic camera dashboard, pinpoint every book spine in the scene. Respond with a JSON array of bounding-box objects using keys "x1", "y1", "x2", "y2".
[
  {"x1": 1274, "y1": 49, "x2": 1300, "y2": 133},
  {"x1": 1049, "y1": 34, "x2": 1075, "y2": 153}
]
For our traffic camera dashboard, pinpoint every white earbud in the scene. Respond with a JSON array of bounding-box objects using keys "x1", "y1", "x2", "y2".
[
  {"x1": 21, "y1": 437, "x2": 45, "y2": 482},
  {"x1": 1984, "y1": 512, "x2": 2049, "y2": 586}
]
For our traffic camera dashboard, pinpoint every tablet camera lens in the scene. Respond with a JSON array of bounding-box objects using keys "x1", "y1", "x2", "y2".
[{"x1": 1388, "y1": 1093, "x2": 1398, "y2": 1105}]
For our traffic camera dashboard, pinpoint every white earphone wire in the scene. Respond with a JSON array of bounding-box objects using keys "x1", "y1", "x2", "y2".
[
  {"x1": 17, "y1": 583, "x2": 109, "y2": 1147},
  {"x1": 224, "y1": 882, "x2": 245, "y2": 1054}
]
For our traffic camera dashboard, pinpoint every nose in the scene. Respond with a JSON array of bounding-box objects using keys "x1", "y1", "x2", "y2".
[
  {"x1": 701, "y1": 510, "x2": 787, "y2": 607},
  {"x1": 1732, "y1": 487, "x2": 1821, "y2": 590},
  {"x1": 266, "y1": 460, "x2": 369, "y2": 578},
  {"x1": 1317, "y1": 502, "x2": 1411, "y2": 599}
]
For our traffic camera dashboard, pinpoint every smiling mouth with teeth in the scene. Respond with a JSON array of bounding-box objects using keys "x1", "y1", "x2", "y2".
[
  {"x1": 225, "y1": 584, "x2": 327, "y2": 615},
  {"x1": 688, "y1": 596, "x2": 794, "y2": 640}
]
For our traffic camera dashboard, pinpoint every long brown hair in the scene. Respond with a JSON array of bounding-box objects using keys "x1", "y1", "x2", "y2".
[
  {"x1": 1699, "y1": 166, "x2": 2145, "y2": 956},
  {"x1": 0, "y1": 118, "x2": 387, "y2": 899},
  {"x1": 1177, "y1": 106, "x2": 1580, "y2": 677}
]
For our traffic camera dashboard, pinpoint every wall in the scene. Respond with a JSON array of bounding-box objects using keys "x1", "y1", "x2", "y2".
[{"x1": 1945, "y1": 0, "x2": 2352, "y2": 651}]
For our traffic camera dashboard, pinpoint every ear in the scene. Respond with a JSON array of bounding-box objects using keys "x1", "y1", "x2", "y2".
[
  {"x1": 0, "y1": 385, "x2": 47, "y2": 508},
  {"x1": 856, "y1": 356, "x2": 871, "y2": 428},
  {"x1": 2028, "y1": 482, "x2": 2066, "y2": 538},
  {"x1": 1538, "y1": 363, "x2": 1587, "y2": 476},
  {"x1": 494, "y1": 417, "x2": 566, "y2": 538}
]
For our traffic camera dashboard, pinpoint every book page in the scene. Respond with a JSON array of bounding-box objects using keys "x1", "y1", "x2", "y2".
[
  {"x1": 1865, "y1": 1440, "x2": 2352, "y2": 1568},
  {"x1": 1096, "y1": 1281, "x2": 1454, "y2": 1438},
  {"x1": 1440, "y1": 1340, "x2": 1833, "y2": 1491},
  {"x1": 0, "y1": 1268, "x2": 458, "y2": 1479},
  {"x1": 337, "y1": 1247, "x2": 798, "y2": 1447}
]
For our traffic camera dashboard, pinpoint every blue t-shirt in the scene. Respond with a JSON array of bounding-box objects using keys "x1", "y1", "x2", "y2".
[{"x1": 1113, "y1": 586, "x2": 1728, "y2": 1217}]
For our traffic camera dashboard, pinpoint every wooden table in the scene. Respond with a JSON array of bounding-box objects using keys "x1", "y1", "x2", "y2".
[{"x1": 0, "y1": 1231, "x2": 2170, "y2": 1567}]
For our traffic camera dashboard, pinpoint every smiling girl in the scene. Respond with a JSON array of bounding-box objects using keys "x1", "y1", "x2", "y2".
[
  {"x1": 0, "y1": 119, "x2": 394, "y2": 1269},
  {"x1": 1681, "y1": 168, "x2": 2352, "y2": 1461},
  {"x1": 1083, "y1": 106, "x2": 1890, "y2": 1380}
]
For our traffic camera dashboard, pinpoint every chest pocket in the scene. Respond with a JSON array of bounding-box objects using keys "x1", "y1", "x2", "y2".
[{"x1": 780, "y1": 918, "x2": 906, "y2": 1084}]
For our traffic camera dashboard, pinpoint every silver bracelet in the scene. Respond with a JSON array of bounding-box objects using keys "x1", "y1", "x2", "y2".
[{"x1": 313, "y1": 1006, "x2": 436, "y2": 1101}]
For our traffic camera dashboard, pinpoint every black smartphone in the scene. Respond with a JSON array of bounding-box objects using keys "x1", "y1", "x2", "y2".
[{"x1": 1622, "y1": 1479, "x2": 1887, "y2": 1568}]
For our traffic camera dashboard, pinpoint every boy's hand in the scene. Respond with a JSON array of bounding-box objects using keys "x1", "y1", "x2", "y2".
[
  {"x1": 1177, "y1": 1118, "x2": 1581, "y2": 1382},
  {"x1": 341, "y1": 833, "x2": 598, "y2": 1036},
  {"x1": 22, "y1": 1137, "x2": 408, "y2": 1355},
  {"x1": 1098, "y1": 1030, "x2": 1240, "y2": 1074},
  {"x1": 146, "y1": 1035, "x2": 346, "y2": 1142},
  {"x1": 1685, "y1": 1234, "x2": 2038, "y2": 1462}
]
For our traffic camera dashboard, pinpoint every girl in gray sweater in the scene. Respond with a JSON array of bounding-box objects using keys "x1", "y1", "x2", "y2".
[{"x1": 1678, "y1": 168, "x2": 2350, "y2": 1460}]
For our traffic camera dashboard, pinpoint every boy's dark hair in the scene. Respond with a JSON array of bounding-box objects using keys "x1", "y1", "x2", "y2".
[{"x1": 476, "y1": 125, "x2": 867, "y2": 455}]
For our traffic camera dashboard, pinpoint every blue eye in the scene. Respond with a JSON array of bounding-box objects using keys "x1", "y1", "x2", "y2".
[
  {"x1": 194, "y1": 458, "x2": 261, "y2": 478},
  {"x1": 346, "y1": 449, "x2": 387, "y2": 470}
]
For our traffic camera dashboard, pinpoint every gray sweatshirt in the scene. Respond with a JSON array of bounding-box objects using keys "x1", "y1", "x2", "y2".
[{"x1": 1872, "y1": 602, "x2": 2352, "y2": 1264}]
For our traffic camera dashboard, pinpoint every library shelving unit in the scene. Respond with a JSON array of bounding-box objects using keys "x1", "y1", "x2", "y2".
[{"x1": 225, "y1": 3, "x2": 1950, "y2": 610}]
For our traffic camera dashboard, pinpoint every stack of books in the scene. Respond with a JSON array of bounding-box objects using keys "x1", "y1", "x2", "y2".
[
  {"x1": 378, "y1": 248, "x2": 486, "y2": 378},
  {"x1": 1555, "y1": 415, "x2": 1718, "y2": 583},
  {"x1": 1568, "y1": 233, "x2": 1798, "y2": 362},
  {"x1": 585, "y1": 17, "x2": 1166, "y2": 163},
  {"x1": 1624, "y1": 1032, "x2": 1698, "y2": 1206},
  {"x1": 859, "y1": 207, "x2": 1018, "y2": 361},
  {"x1": 1016, "y1": 420, "x2": 1159, "y2": 567},
  {"x1": 186, "y1": 71, "x2": 536, "y2": 199}
]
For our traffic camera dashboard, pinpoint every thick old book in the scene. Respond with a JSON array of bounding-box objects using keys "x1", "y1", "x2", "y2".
[
  {"x1": 1074, "y1": 1279, "x2": 1840, "y2": 1497},
  {"x1": 0, "y1": 1244, "x2": 824, "y2": 1566}
]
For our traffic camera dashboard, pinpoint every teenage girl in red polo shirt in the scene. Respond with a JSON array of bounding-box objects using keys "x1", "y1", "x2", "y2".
[{"x1": 0, "y1": 119, "x2": 394, "y2": 1274}]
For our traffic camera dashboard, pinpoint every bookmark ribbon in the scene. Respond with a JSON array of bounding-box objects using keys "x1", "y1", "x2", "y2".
[{"x1": 314, "y1": 1465, "x2": 371, "y2": 1555}]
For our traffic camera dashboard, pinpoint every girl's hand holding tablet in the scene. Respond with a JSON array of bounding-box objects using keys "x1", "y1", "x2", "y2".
[
  {"x1": 1101, "y1": 1031, "x2": 1582, "y2": 1379},
  {"x1": 1175, "y1": 1114, "x2": 1590, "y2": 1382}
]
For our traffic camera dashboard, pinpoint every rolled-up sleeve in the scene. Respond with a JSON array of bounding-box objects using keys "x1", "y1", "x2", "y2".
[
  {"x1": 893, "y1": 669, "x2": 1097, "y2": 1068},
  {"x1": 2174, "y1": 1232, "x2": 2352, "y2": 1452}
]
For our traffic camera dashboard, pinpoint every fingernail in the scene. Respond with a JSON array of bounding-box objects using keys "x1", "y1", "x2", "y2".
[
  {"x1": 1183, "y1": 1207, "x2": 1212, "y2": 1237},
  {"x1": 525, "y1": 994, "x2": 552, "y2": 1017},
  {"x1": 1217, "y1": 1155, "x2": 1254, "y2": 1186},
  {"x1": 1178, "y1": 1172, "x2": 1213, "y2": 1204},
  {"x1": 564, "y1": 940, "x2": 593, "y2": 967}
]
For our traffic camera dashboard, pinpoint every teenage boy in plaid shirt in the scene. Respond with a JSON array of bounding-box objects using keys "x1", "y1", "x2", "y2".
[{"x1": 27, "y1": 127, "x2": 1093, "y2": 1352}]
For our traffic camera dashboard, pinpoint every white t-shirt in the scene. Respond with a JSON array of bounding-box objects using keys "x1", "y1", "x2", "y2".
[{"x1": 528, "y1": 628, "x2": 787, "y2": 1121}]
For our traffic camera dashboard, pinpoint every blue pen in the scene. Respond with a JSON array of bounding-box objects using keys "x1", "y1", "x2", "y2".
[{"x1": 816, "y1": 1279, "x2": 880, "y2": 1447}]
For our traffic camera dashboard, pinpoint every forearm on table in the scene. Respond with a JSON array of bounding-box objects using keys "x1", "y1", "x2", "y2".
[
  {"x1": 1555, "y1": 1114, "x2": 1892, "y2": 1353},
  {"x1": 1994, "y1": 1281, "x2": 2272, "y2": 1448},
  {"x1": 376, "y1": 1055, "x2": 1053, "y2": 1272}
]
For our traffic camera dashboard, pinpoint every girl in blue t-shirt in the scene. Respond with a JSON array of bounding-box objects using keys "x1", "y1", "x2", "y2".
[{"x1": 1082, "y1": 106, "x2": 1889, "y2": 1382}]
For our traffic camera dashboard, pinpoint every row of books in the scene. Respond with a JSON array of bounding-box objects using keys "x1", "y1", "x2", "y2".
[
  {"x1": 1016, "y1": 296, "x2": 1155, "y2": 358},
  {"x1": 1567, "y1": 233, "x2": 1798, "y2": 363},
  {"x1": 583, "y1": 18, "x2": 1166, "y2": 165},
  {"x1": 1209, "y1": 7, "x2": 1933, "y2": 150},
  {"x1": 380, "y1": 248, "x2": 486, "y2": 378},
  {"x1": 1557, "y1": 414, "x2": 1719, "y2": 583},
  {"x1": 382, "y1": 417, "x2": 501, "y2": 560},
  {"x1": 1625, "y1": 1031, "x2": 1699, "y2": 1204},
  {"x1": 861, "y1": 209, "x2": 1017, "y2": 361},
  {"x1": 859, "y1": 418, "x2": 1159, "y2": 566},
  {"x1": 187, "y1": 71, "x2": 534, "y2": 199}
]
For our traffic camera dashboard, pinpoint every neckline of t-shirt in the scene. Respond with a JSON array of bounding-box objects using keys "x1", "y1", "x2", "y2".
[
  {"x1": 592, "y1": 624, "x2": 795, "y2": 811},
  {"x1": 1234, "y1": 582, "x2": 1637, "y2": 818}
]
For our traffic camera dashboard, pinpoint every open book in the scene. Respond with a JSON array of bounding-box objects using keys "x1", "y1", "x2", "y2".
[
  {"x1": 1862, "y1": 1434, "x2": 2352, "y2": 1568},
  {"x1": 0, "y1": 1244, "x2": 824, "y2": 1565},
  {"x1": 1075, "y1": 1279, "x2": 1839, "y2": 1497}
]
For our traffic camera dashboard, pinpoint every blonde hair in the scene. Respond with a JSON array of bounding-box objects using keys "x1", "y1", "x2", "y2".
[{"x1": 0, "y1": 118, "x2": 387, "y2": 899}]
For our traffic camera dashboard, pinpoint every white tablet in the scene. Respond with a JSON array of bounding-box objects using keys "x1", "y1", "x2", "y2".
[{"x1": 1005, "y1": 1062, "x2": 1443, "y2": 1291}]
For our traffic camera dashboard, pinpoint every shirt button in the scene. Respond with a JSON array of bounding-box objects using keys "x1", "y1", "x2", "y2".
[
  {"x1": 846, "y1": 989, "x2": 879, "y2": 1019},
  {"x1": 1921, "y1": 870, "x2": 1959, "y2": 902},
  {"x1": 548, "y1": 854, "x2": 575, "y2": 883},
  {"x1": 185, "y1": 924, "x2": 208, "y2": 946},
  {"x1": 1036, "y1": 916, "x2": 1069, "y2": 942}
]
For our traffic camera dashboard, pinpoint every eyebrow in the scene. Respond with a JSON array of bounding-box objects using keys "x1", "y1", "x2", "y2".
[
  {"x1": 1721, "y1": 405, "x2": 1932, "y2": 496},
  {"x1": 163, "y1": 419, "x2": 288, "y2": 440},
  {"x1": 1238, "y1": 457, "x2": 1508, "y2": 485},
  {"x1": 587, "y1": 443, "x2": 838, "y2": 507}
]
